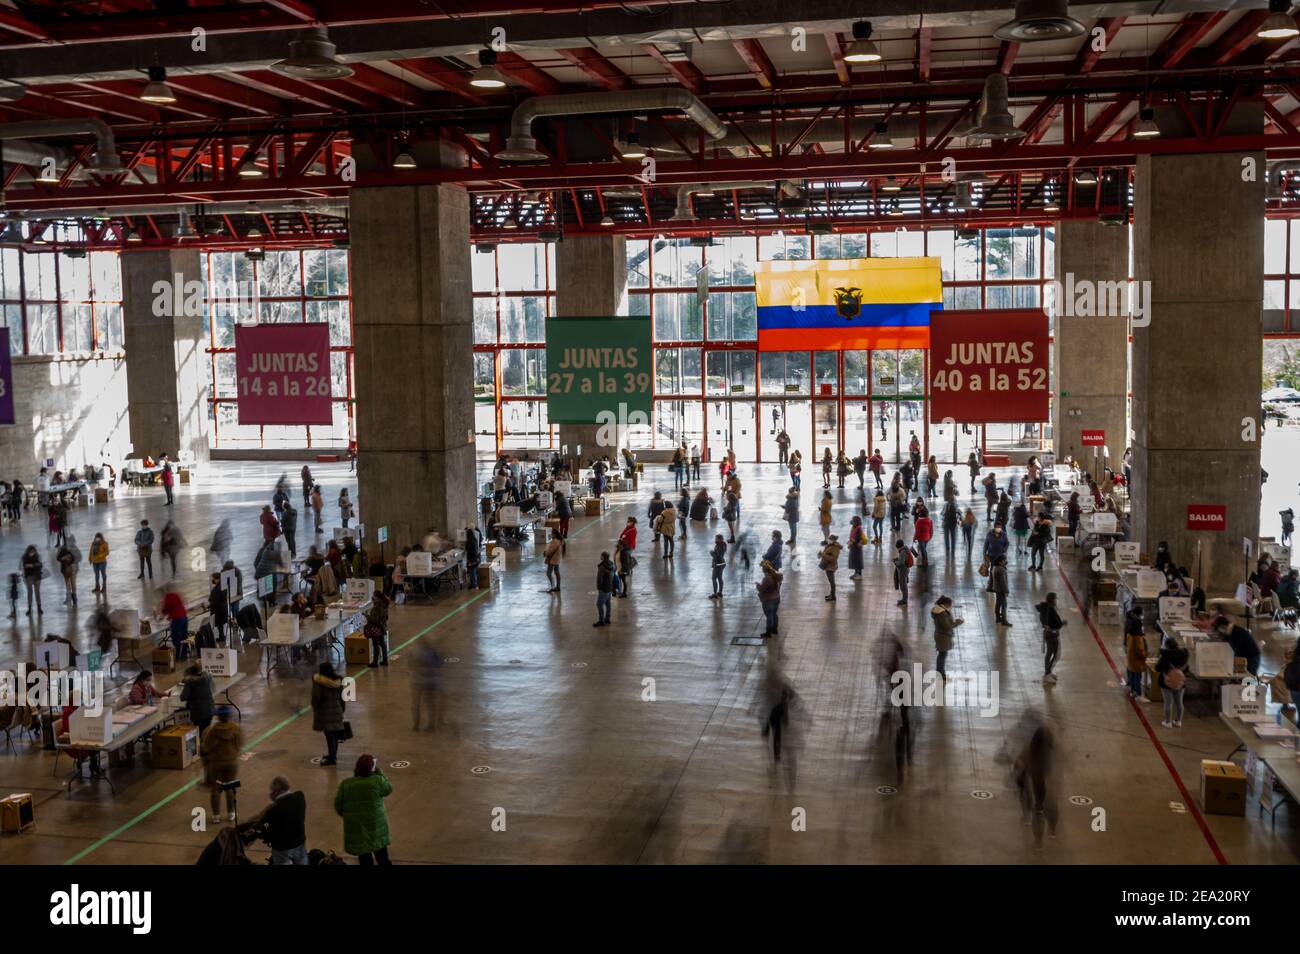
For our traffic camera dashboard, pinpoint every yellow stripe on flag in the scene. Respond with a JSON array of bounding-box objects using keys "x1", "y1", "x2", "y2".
[{"x1": 755, "y1": 257, "x2": 943, "y2": 309}]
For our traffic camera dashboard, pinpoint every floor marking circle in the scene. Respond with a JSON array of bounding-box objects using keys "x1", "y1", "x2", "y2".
[
  {"x1": 875, "y1": 785, "x2": 898, "y2": 796},
  {"x1": 390, "y1": 760, "x2": 411, "y2": 769},
  {"x1": 471, "y1": 765, "x2": 492, "y2": 775},
  {"x1": 309, "y1": 756, "x2": 323, "y2": 764},
  {"x1": 1169, "y1": 801, "x2": 1187, "y2": 813},
  {"x1": 571, "y1": 662, "x2": 588, "y2": 669},
  {"x1": 509, "y1": 659, "x2": 522, "y2": 665},
  {"x1": 1069, "y1": 795, "x2": 1093, "y2": 806},
  {"x1": 970, "y1": 790, "x2": 994, "y2": 800},
  {"x1": 445, "y1": 656, "x2": 460, "y2": 663}
]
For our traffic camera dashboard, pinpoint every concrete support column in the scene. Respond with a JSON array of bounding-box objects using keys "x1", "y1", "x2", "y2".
[
  {"x1": 1052, "y1": 220, "x2": 1129, "y2": 476},
  {"x1": 121, "y1": 248, "x2": 210, "y2": 464},
  {"x1": 1132, "y1": 151, "x2": 1263, "y2": 594},
  {"x1": 351, "y1": 184, "x2": 476, "y2": 552},
  {"x1": 554, "y1": 234, "x2": 628, "y2": 461}
]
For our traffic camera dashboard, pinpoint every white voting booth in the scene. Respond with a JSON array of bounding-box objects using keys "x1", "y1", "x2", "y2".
[
  {"x1": 201, "y1": 647, "x2": 239, "y2": 677},
  {"x1": 333, "y1": 524, "x2": 364, "y2": 543},
  {"x1": 407, "y1": 551, "x2": 434, "y2": 576},
  {"x1": 1158, "y1": 596, "x2": 1192, "y2": 621},
  {"x1": 1113, "y1": 541, "x2": 1140, "y2": 564},
  {"x1": 346, "y1": 578, "x2": 375, "y2": 602},
  {"x1": 554, "y1": 479, "x2": 572, "y2": 498},
  {"x1": 35, "y1": 641, "x2": 70, "y2": 669},
  {"x1": 69, "y1": 707, "x2": 113, "y2": 745}
]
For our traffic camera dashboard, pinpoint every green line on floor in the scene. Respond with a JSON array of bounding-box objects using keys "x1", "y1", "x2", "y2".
[{"x1": 63, "y1": 584, "x2": 494, "y2": 865}]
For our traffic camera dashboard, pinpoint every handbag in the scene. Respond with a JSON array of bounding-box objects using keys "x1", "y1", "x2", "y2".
[
  {"x1": 341, "y1": 720, "x2": 353, "y2": 741},
  {"x1": 978, "y1": 560, "x2": 990, "y2": 577}
]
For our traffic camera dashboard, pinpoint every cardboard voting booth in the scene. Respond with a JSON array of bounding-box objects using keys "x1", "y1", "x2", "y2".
[
  {"x1": 1158, "y1": 597, "x2": 1191, "y2": 621},
  {"x1": 1091, "y1": 512, "x2": 1117, "y2": 533},
  {"x1": 69, "y1": 707, "x2": 113, "y2": 745},
  {"x1": 1135, "y1": 568, "x2": 1166, "y2": 599},
  {"x1": 1096, "y1": 600, "x2": 1121, "y2": 626},
  {"x1": 346, "y1": 578, "x2": 375, "y2": 602},
  {"x1": 267, "y1": 612, "x2": 300, "y2": 644},
  {"x1": 333, "y1": 524, "x2": 363, "y2": 544},
  {"x1": 201, "y1": 647, "x2": 238, "y2": 677},
  {"x1": 538, "y1": 491, "x2": 554, "y2": 511},
  {"x1": 1221, "y1": 681, "x2": 1264, "y2": 718},
  {"x1": 1113, "y1": 541, "x2": 1140, "y2": 563},
  {"x1": 498, "y1": 506, "x2": 521, "y2": 527},
  {"x1": 553, "y1": 479, "x2": 572, "y2": 498},
  {"x1": 1193, "y1": 641, "x2": 1234, "y2": 678},
  {"x1": 407, "y1": 551, "x2": 434, "y2": 576}
]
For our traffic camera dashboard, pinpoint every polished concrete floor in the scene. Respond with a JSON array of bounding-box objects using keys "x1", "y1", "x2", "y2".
[{"x1": 2, "y1": 459, "x2": 1299, "y2": 864}]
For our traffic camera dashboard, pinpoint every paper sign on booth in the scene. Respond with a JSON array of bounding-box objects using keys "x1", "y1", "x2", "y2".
[{"x1": 235, "y1": 324, "x2": 332, "y2": 425}]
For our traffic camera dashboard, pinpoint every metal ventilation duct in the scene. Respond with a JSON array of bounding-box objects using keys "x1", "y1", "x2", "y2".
[
  {"x1": 0, "y1": 119, "x2": 122, "y2": 174},
  {"x1": 497, "y1": 89, "x2": 728, "y2": 161},
  {"x1": 670, "y1": 180, "x2": 802, "y2": 220}
]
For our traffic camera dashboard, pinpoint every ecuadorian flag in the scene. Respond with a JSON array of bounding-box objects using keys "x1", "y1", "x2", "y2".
[{"x1": 755, "y1": 257, "x2": 943, "y2": 351}]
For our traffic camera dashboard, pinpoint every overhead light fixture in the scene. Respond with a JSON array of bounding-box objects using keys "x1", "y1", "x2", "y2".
[
  {"x1": 175, "y1": 210, "x2": 195, "y2": 239},
  {"x1": 1074, "y1": 168, "x2": 1098, "y2": 186},
  {"x1": 600, "y1": 213, "x2": 615, "y2": 227},
  {"x1": 62, "y1": 247, "x2": 87, "y2": 259},
  {"x1": 125, "y1": 226, "x2": 142, "y2": 243},
  {"x1": 619, "y1": 132, "x2": 647, "y2": 160},
  {"x1": 476, "y1": 243, "x2": 497, "y2": 253},
  {"x1": 957, "y1": 227, "x2": 980, "y2": 240},
  {"x1": 470, "y1": 48, "x2": 507, "y2": 89},
  {"x1": 247, "y1": 222, "x2": 263, "y2": 238},
  {"x1": 695, "y1": 185, "x2": 716, "y2": 198},
  {"x1": 538, "y1": 230, "x2": 562, "y2": 243},
  {"x1": 1260, "y1": 0, "x2": 1300, "y2": 38},
  {"x1": 843, "y1": 20, "x2": 883, "y2": 63},
  {"x1": 968, "y1": 73, "x2": 1026, "y2": 141},
  {"x1": 332, "y1": 237, "x2": 350, "y2": 249},
  {"x1": 881, "y1": 176, "x2": 902, "y2": 193},
  {"x1": 502, "y1": 216, "x2": 518, "y2": 230},
  {"x1": 35, "y1": 163, "x2": 60, "y2": 184},
  {"x1": 689, "y1": 236, "x2": 713, "y2": 248},
  {"x1": 806, "y1": 221, "x2": 833, "y2": 235},
  {"x1": 1099, "y1": 211, "x2": 1127, "y2": 227},
  {"x1": 887, "y1": 199, "x2": 904, "y2": 217},
  {"x1": 140, "y1": 65, "x2": 177, "y2": 104},
  {"x1": 740, "y1": 209, "x2": 757, "y2": 221},
  {"x1": 1132, "y1": 107, "x2": 1161, "y2": 139},
  {"x1": 955, "y1": 181, "x2": 973, "y2": 210},
  {"x1": 237, "y1": 153, "x2": 264, "y2": 178},
  {"x1": 246, "y1": 248, "x2": 266, "y2": 262},
  {"x1": 392, "y1": 141, "x2": 417, "y2": 169},
  {"x1": 868, "y1": 121, "x2": 894, "y2": 149},
  {"x1": 1043, "y1": 190, "x2": 1060, "y2": 212},
  {"x1": 271, "y1": 27, "x2": 353, "y2": 80},
  {"x1": 995, "y1": 0, "x2": 1085, "y2": 42}
]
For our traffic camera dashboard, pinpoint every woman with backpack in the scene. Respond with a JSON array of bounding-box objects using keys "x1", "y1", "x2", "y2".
[
  {"x1": 543, "y1": 530, "x2": 563, "y2": 593},
  {"x1": 1029, "y1": 513, "x2": 1054, "y2": 572},
  {"x1": 871, "y1": 490, "x2": 886, "y2": 545},
  {"x1": 847, "y1": 515, "x2": 865, "y2": 579},
  {"x1": 1035, "y1": 592, "x2": 1067, "y2": 684},
  {"x1": 893, "y1": 539, "x2": 914, "y2": 607},
  {"x1": 888, "y1": 479, "x2": 907, "y2": 533},
  {"x1": 836, "y1": 451, "x2": 851, "y2": 489},
  {"x1": 818, "y1": 535, "x2": 842, "y2": 602},
  {"x1": 1011, "y1": 501, "x2": 1031, "y2": 556},
  {"x1": 1155, "y1": 637, "x2": 1189, "y2": 727},
  {"x1": 930, "y1": 595, "x2": 962, "y2": 678},
  {"x1": 722, "y1": 491, "x2": 741, "y2": 544},
  {"x1": 913, "y1": 508, "x2": 933, "y2": 567},
  {"x1": 941, "y1": 500, "x2": 959, "y2": 558}
]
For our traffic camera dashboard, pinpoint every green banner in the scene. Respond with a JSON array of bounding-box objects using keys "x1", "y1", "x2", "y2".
[{"x1": 545, "y1": 316, "x2": 653, "y2": 424}]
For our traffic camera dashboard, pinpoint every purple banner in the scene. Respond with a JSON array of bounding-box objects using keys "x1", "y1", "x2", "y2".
[{"x1": 0, "y1": 328, "x2": 13, "y2": 425}]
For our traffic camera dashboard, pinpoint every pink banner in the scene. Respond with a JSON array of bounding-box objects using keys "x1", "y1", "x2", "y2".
[{"x1": 235, "y1": 324, "x2": 333, "y2": 425}]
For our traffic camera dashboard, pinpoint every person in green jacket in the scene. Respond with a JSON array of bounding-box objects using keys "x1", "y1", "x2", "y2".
[{"x1": 334, "y1": 753, "x2": 394, "y2": 864}]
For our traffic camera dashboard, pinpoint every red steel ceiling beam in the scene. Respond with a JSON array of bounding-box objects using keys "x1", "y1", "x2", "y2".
[
  {"x1": 556, "y1": 47, "x2": 634, "y2": 91},
  {"x1": 262, "y1": 0, "x2": 320, "y2": 21},
  {"x1": 1072, "y1": 17, "x2": 1125, "y2": 74},
  {"x1": 642, "y1": 45, "x2": 708, "y2": 95},
  {"x1": 917, "y1": 27, "x2": 933, "y2": 83},
  {"x1": 0, "y1": 8, "x2": 49, "y2": 40},
  {"x1": 1206, "y1": 10, "x2": 1271, "y2": 66},
  {"x1": 997, "y1": 41, "x2": 1020, "y2": 75},
  {"x1": 825, "y1": 33, "x2": 850, "y2": 86},
  {"x1": 72, "y1": 80, "x2": 228, "y2": 121},
  {"x1": 167, "y1": 75, "x2": 297, "y2": 117},
  {"x1": 344, "y1": 62, "x2": 440, "y2": 108},
  {"x1": 1154, "y1": 11, "x2": 1229, "y2": 69},
  {"x1": 231, "y1": 70, "x2": 387, "y2": 112},
  {"x1": 495, "y1": 51, "x2": 563, "y2": 96},
  {"x1": 732, "y1": 39, "x2": 777, "y2": 90},
  {"x1": 388, "y1": 59, "x2": 489, "y2": 105},
  {"x1": 23, "y1": 86, "x2": 162, "y2": 124}
]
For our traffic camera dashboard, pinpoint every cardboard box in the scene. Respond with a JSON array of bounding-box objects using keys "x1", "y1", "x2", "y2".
[
  {"x1": 1135, "y1": 568, "x2": 1166, "y2": 599},
  {"x1": 585, "y1": 498, "x2": 602, "y2": 517},
  {"x1": 151, "y1": 645, "x2": 175, "y2": 673},
  {"x1": 200, "y1": 647, "x2": 238, "y2": 678},
  {"x1": 485, "y1": 542, "x2": 499, "y2": 561},
  {"x1": 178, "y1": 468, "x2": 191, "y2": 484},
  {"x1": 1200, "y1": 760, "x2": 1247, "y2": 816},
  {"x1": 545, "y1": 518, "x2": 561, "y2": 531},
  {"x1": 478, "y1": 565, "x2": 494, "y2": 588},
  {"x1": 533, "y1": 527, "x2": 548, "y2": 545},
  {"x1": 1144, "y1": 662, "x2": 1162, "y2": 703},
  {"x1": 1193, "y1": 642, "x2": 1234, "y2": 678},
  {"x1": 94, "y1": 486, "x2": 113, "y2": 503},
  {"x1": 0, "y1": 794, "x2": 34, "y2": 833},
  {"x1": 345, "y1": 634, "x2": 371, "y2": 665},
  {"x1": 1096, "y1": 600, "x2": 1121, "y2": 626},
  {"x1": 151, "y1": 724, "x2": 198, "y2": 770}
]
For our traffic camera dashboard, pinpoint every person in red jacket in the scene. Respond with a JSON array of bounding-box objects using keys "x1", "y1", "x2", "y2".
[
  {"x1": 260, "y1": 505, "x2": 281, "y2": 544},
  {"x1": 618, "y1": 516, "x2": 637, "y2": 553},
  {"x1": 161, "y1": 461, "x2": 175, "y2": 506},
  {"x1": 914, "y1": 508, "x2": 934, "y2": 568},
  {"x1": 160, "y1": 588, "x2": 189, "y2": 658}
]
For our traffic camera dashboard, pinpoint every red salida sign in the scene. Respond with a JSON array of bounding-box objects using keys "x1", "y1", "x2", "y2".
[
  {"x1": 929, "y1": 309, "x2": 1050, "y2": 424},
  {"x1": 1187, "y1": 505, "x2": 1227, "y2": 531},
  {"x1": 1081, "y1": 429, "x2": 1106, "y2": 446}
]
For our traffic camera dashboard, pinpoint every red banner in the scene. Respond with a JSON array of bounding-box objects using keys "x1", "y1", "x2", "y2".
[
  {"x1": 235, "y1": 324, "x2": 332, "y2": 425},
  {"x1": 928, "y1": 310, "x2": 1049, "y2": 424},
  {"x1": 1081, "y1": 429, "x2": 1106, "y2": 446},
  {"x1": 1187, "y1": 505, "x2": 1227, "y2": 532}
]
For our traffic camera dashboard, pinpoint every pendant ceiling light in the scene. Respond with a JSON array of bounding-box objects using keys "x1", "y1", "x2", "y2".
[
  {"x1": 995, "y1": 0, "x2": 1085, "y2": 42},
  {"x1": 1259, "y1": 0, "x2": 1299, "y2": 39},
  {"x1": 843, "y1": 21, "x2": 882, "y2": 63},
  {"x1": 271, "y1": 27, "x2": 353, "y2": 80},
  {"x1": 967, "y1": 73, "x2": 1026, "y2": 141},
  {"x1": 470, "y1": 49, "x2": 507, "y2": 89},
  {"x1": 140, "y1": 66, "x2": 177, "y2": 104}
]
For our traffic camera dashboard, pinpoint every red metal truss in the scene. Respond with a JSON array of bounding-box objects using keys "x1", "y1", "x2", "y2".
[
  {"x1": 1206, "y1": 10, "x2": 1271, "y2": 66},
  {"x1": 997, "y1": 41, "x2": 1019, "y2": 75},
  {"x1": 556, "y1": 47, "x2": 634, "y2": 91},
  {"x1": 732, "y1": 39, "x2": 777, "y2": 90},
  {"x1": 824, "y1": 33, "x2": 850, "y2": 86},
  {"x1": 917, "y1": 27, "x2": 933, "y2": 83},
  {"x1": 495, "y1": 52, "x2": 563, "y2": 96},
  {"x1": 1154, "y1": 11, "x2": 1229, "y2": 69},
  {"x1": 387, "y1": 59, "x2": 488, "y2": 105},
  {"x1": 1072, "y1": 17, "x2": 1125, "y2": 74},
  {"x1": 643, "y1": 45, "x2": 708, "y2": 95}
]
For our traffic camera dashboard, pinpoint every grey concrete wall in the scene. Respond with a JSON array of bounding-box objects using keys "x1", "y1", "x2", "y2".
[
  {"x1": 121, "y1": 248, "x2": 210, "y2": 464},
  {"x1": 351, "y1": 184, "x2": 476, "y2": 552},
  {"x1": 1132, "y1": 151, "x2": 1263, "y2": 595},
  {"x1": 0, "y1": 354, "x2": 131, "y2": 478},
  {"x1": 1052, "y1": 219, "x2": 1129, "y2": 476},
  {"x1": 555, "y1": 234, "x2": 628, "y2": 462}
]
